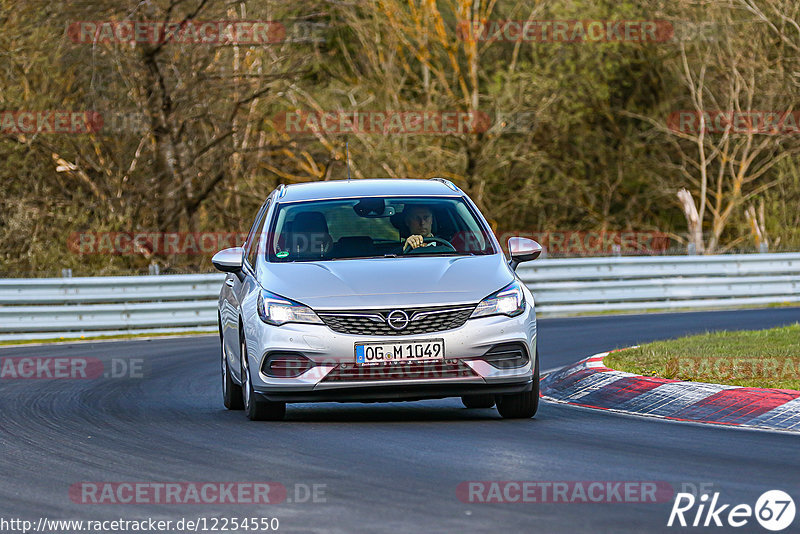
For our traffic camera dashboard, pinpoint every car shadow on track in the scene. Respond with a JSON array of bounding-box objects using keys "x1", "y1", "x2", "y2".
[
  {"x1": 241, "y1": 400, "x2": 535, "y2": 423},
  {"x1": 287, "y1": 406, "x2": 499, "y2": 423},
  {"x1": 219, "y1": 400, "x2": 523, "y2": 423}
]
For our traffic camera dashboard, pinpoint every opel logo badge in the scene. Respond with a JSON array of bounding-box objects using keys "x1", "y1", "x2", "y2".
[{"x1": 386, "y1": 310, "x2": 409, "y2": 330}]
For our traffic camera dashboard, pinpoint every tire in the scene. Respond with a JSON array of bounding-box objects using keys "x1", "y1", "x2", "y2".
[
  {"x1": 461, "y1": 394, "x2": 496, "y2": 409},
  {"x1": 221, "y1": 326, "x2": 244, "y2": 410},
  {"x1": 240, "y1": 336, "x2": 286, "y2": 421},
  {"x1": 496, "y1": 348, "x2": 540, "y2": 419}
]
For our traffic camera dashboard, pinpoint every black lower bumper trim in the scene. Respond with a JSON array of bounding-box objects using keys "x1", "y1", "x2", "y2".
[{"x1": 254, "y1": 379, "x2": 532, "y2": 403}]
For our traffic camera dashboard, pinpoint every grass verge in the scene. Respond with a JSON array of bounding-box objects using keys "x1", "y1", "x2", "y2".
[
  {"x1": 604, "y1": 324, "x2": 800, "y2": 390},
  {"x1": 555, "y1": 301, "x2": 800, "y2": 318},
  {"x1": 0, "y1": 330, "x2": 216, "y2": 347}
]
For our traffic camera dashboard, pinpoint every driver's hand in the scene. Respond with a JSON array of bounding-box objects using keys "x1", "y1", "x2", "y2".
[{"x1": 405, "y1": 235, "x2": 424, "y2": 249}]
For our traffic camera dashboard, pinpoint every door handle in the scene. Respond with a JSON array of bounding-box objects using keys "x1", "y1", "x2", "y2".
[{"x1": 225, "y1": 278, "x2": 235, "y2": 287}]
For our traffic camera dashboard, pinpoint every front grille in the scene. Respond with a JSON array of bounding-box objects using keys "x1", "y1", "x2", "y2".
[
  {"x1": 321, "y1": 360, "x2": 477, "y2": 382},
  {"x1": 317, "y1": 305, "x2": 475, "y2": 336}
]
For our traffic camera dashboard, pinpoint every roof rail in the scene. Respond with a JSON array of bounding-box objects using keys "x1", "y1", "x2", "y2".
[
  {"x1": 429, "y1": 177, "x2": 459, "y2": 192},
  {"x1": 277, "y1": 184, "x2": 287, "y2": 198}
]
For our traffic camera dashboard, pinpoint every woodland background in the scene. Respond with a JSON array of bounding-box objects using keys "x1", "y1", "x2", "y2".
[{"x1": 2, "y1": 0, "x2": 800, "y2": 275}]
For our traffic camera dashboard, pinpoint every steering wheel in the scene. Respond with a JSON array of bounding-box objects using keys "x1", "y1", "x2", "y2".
[{"x1": 402, "y1": 236, "x2": 457, "y2": 254}]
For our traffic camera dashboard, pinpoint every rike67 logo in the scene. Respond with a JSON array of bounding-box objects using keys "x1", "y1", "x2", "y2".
[{"x1": 668, "y1": 490, "x2": 795, "y2": 531}]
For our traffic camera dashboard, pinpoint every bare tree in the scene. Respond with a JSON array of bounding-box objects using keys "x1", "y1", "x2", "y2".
[{"x1": 629, "y1": 3, "x2": 800, "y2": 253}]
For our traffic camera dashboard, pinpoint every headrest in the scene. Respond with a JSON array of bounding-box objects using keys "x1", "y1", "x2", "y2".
[
  {"x1": 291, "y1": 211, "x2": 329, "y2": 234},
  {"x1": 389, "y1": 212, "x2": 409, "y2": 235}
]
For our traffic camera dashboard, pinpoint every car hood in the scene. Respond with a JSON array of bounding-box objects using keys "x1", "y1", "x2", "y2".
[{"x1": 259, "y1": 254, "x2": 514, "y2": 310}]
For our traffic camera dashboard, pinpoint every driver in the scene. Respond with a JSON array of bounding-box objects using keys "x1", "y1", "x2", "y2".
[{"x1": 403, "y1": 205, "x2": 436, "y2": 250}]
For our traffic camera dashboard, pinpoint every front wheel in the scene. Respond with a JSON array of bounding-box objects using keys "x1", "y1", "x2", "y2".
[
  {"x1": 496, "y1": 348, "x2": 540, "y2": 419},
  {"x1": 221, "y1": 326, "x2": 243, "y2": 410},
  {"x1": 241, "y1": 337, "x2": 286, "y2": 421},
  {"x1": 222, "y1": 344, "x2": 244, "y2": 410}
]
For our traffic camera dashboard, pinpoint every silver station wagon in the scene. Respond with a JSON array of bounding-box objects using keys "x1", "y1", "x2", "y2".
[{"x1": 213, "y1": 178, "x2": 542, "y2": 420}]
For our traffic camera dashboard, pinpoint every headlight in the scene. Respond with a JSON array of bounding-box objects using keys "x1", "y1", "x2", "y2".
[
  {"x1": 470, "y1": 280, "x2": 526, "y2": 319},
  {"x1": 257, "y1": 289, "x2": 323, "y2": 326}
]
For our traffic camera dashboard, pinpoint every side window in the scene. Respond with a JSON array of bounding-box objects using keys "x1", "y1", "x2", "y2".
[
  {"x1": 245, "y1": 201, "x2": 270, "y2": 269},
  {"x1": 244, "y1": 203, "x2": 267, "y2": 249}
]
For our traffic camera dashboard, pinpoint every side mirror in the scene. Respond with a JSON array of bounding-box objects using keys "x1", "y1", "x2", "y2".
[
  {"x1": 508, "y1": 237, "x2": 542, "y2": 271},
  {"x1": 212, "y1": 247, "x2": 245, "y2": 273}
]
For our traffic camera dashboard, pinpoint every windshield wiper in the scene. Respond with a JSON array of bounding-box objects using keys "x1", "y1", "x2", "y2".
[
  {"x1": 328, "y1": 255, "x2": 393, "y2": 261},
  {"x1": 405, "y1": 251, "x2": 474, "y2": 257}
]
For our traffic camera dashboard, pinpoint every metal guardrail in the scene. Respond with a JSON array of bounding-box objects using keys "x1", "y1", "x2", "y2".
[
  {"x1": 0, "y1": 274, "x2": 225, "y2": 341},
  {"x1": 0, "y1": 253, "x2": 798, "y2": 341},
  {"x1": 519, "y1": 253, "x2": 800, "y2": 315}
]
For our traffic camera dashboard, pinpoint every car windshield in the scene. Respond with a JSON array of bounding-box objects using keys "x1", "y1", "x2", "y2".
[{"x1": 266, "y1": 196, "x2": 496, "y2": 262}]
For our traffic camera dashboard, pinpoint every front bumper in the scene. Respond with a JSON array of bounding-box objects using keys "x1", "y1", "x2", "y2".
[
  {"x1": 255, "y1": 378, "x2": 532, "y2": 403},
  {"x1": 244, "y1": 302, "x2": 537, "y2": 403}
]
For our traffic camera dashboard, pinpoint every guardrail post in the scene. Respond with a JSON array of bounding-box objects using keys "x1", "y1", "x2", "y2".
[
  {"x1": 61, "y1": 268, "x2": 72, "y2": 278},
  {"x1": 149, "y1": 263, "x2": 160, "y2": 275}
]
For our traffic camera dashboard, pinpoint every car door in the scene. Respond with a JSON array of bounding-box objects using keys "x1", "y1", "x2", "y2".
[{"x1": 223, "y1": 198, "x2": 271, "y2": 381}]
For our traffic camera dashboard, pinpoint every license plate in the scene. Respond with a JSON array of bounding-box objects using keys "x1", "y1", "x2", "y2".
[{"x1": 354, "y1": 339, "x2": 445, "y2": 365}]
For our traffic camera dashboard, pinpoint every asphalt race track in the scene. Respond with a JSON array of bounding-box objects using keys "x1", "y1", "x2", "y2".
[{"x1": 1, "y1": 307, "x2": 799, "y2": 533}]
